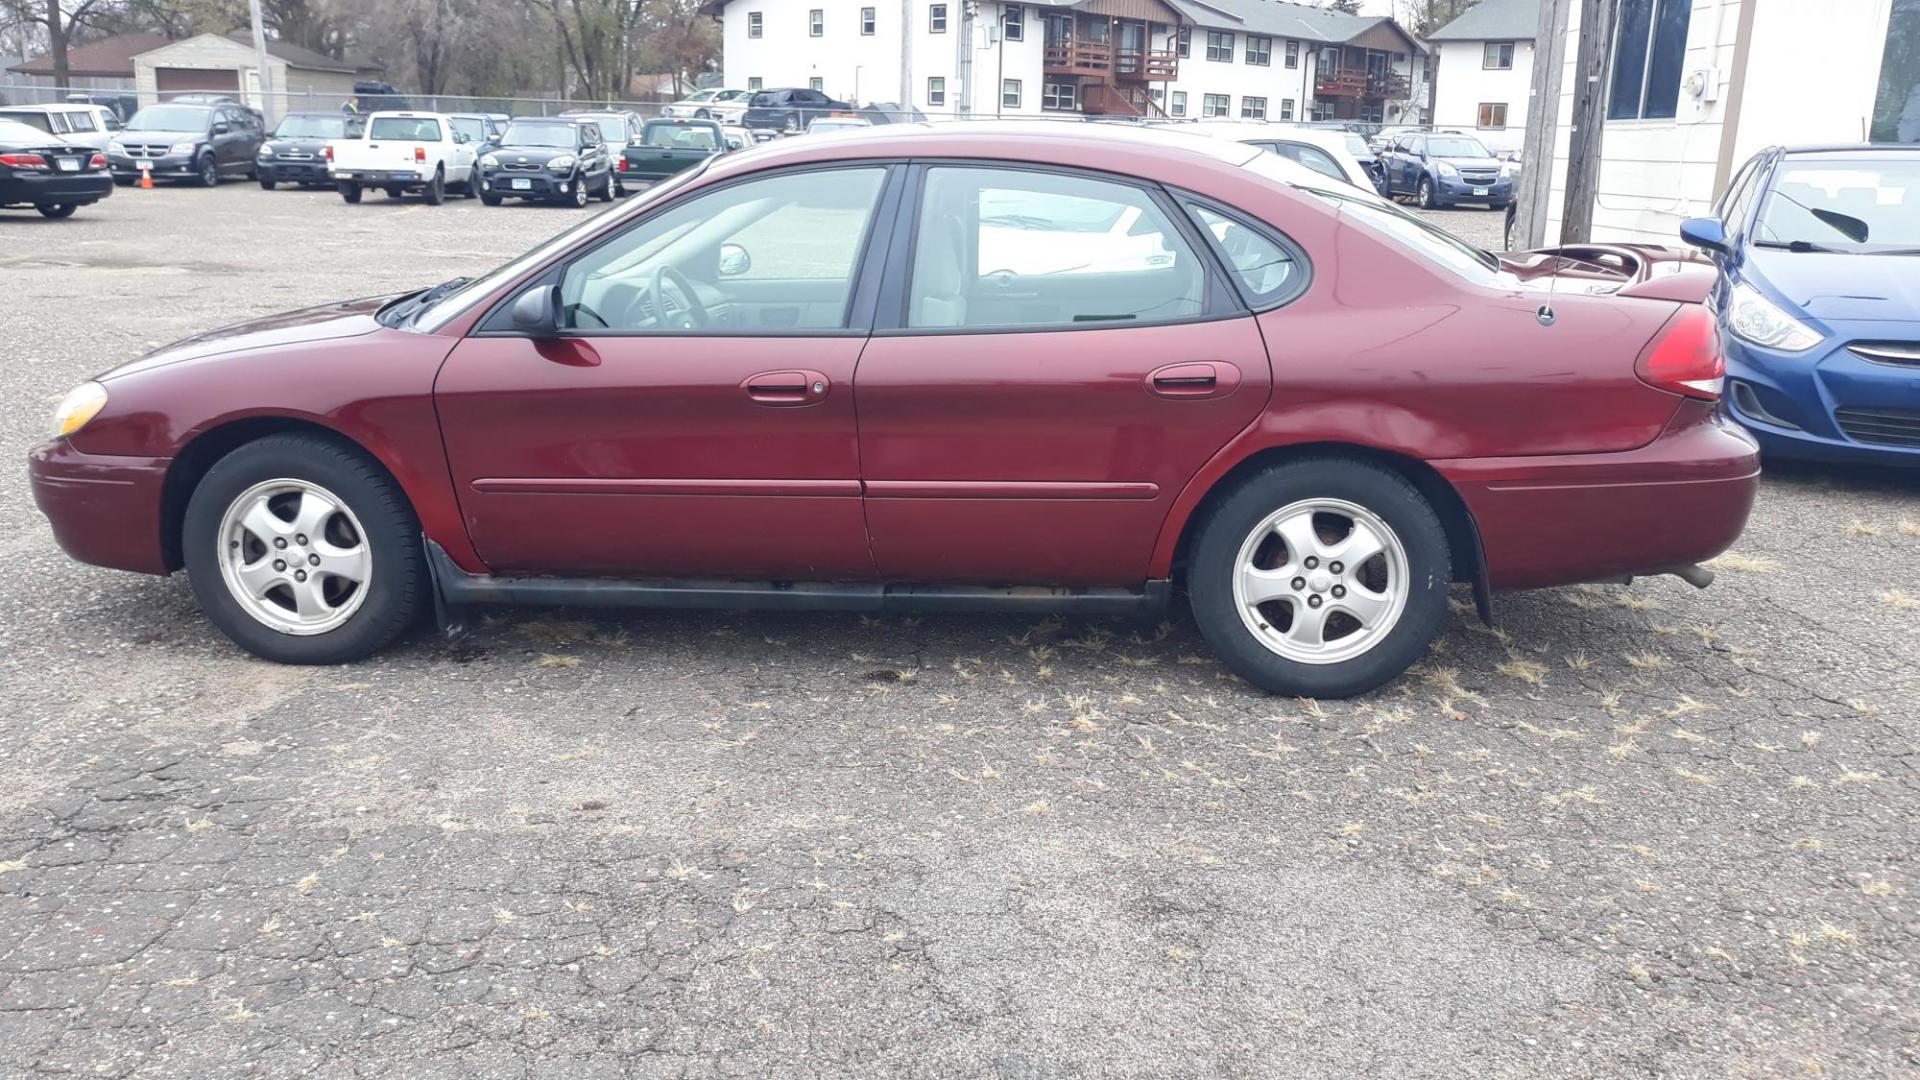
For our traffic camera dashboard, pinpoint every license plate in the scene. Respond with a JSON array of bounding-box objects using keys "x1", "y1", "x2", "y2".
[
  {"x1": 511, "y1": 178, "x2": 530, "y2": 190},
  {"x1": 56, "y1": 157, "x2": 80, "y2": 172},
  {"x1": 1472, "y1": 186, "x2": 1489, "y2": 196},
  {"x1": 137, "y1": 160, "x2": 152, "y2": 171}
]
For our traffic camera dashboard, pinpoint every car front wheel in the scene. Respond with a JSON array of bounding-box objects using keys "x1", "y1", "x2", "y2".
[
  {"x1": 1187, "y1": 458, "x2": 1450, "y2": 698},
  {"x1": 569, "y1": 178, "x2": 588, "y2": 208},
  {"x1": 197, "y1": 153, "x2": 218, "y2": 187},
  {"x1": 1417, "y1": 176, "x2": 1436, "y2": 208},
  {"x1": 182, "y1": 433, "x2": 425, "y2": 664}
]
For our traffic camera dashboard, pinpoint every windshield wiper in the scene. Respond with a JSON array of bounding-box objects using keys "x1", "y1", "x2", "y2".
[
  {"x1": 1755, "y1": 239, "x2": 1846, "y2": 254},
  {"x1": 1864, "y1": 247, "x2": 1920, "y2": 256},
  {"x1": 385, "y1": 277, "x2": 472, "y2": 327}
]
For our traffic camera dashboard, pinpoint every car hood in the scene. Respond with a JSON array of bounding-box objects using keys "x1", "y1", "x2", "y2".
[
  {"x1": 120, "y1": 127, "x2": 207, "y2": 141},
  {"x1": 1749, "y1": 249, "x2": 1920, "y2": 323},
  {"x1": 101, "y1": 295, "x2": 396, "y2": 381},
  {"x1": 1436, "y1": 156, "x2": 1500, "y2": 171},
  {"x1": 264, "y1": 136, "x2": 329, "y2": 152},
  {"x1": 489, "y1": 146, "x2": 576, "y2": 165}
]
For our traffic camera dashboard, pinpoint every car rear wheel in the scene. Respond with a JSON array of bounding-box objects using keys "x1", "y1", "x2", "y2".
[
  {"x1": 36, "y1": 203, "x2": 77, "y2": 219},
  {"x1": 197, "y1": 153, "x2": 218, "y2": 188},
  {"x1": 1188, "y1": 459, "x2": 1450, "y2": 698},
  {"x1": 339, "y1": 181, "x2": 362, "y2": 204},
  {"x1": 422, "y1": 167, "x2": 445, "y2": 205},
  {"x1": 597, "y1": 172, "x2": 613, "y2": 202},
  {"x1": 183, "y1": 433, "x2": 425, "y2": 665}
]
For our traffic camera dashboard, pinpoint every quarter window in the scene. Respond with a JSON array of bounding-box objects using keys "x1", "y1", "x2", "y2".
[
  {"x1": 748, "y1": 10, "x2": 762, "y2": 36},
  {"x1": 1609, "y1": 0, "x2": 1692, "y2": 120},
  {"x1": 906, "y1": 166, "x2": 1206, "y2": 330},
  {"x1": 559, "y1": 167, "x2": 887, "y2": 333},
  {"x1": 1206, "y1": 31, "x2": 1233, "y2": 62},
  {"x1": 1185, "y1": 203, "x2": 1301, "y2": 304},
  {"x1": 1483, "y1": 41, "x2": 1514, "y2": 69}
]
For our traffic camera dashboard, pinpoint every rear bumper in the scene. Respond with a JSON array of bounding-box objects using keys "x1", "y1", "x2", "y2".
[
  {"x1": 331, "y1": 169, "x2": 432, "y2": 186},
  {"x1": 0, "y1": 171, "x2": 113, "y2": 205},
  {"x1": 1436, "y1": 403, "x2": 1761, "y2": 590},
  {"x1": 28, "y1": 440, "x2": 171, "y2": 576}
]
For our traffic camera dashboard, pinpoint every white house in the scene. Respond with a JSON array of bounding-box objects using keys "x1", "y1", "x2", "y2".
[
  {"x1": 1425, "y1": 0, "x2": 1536, "y2": 153},
  {"x1": 703, "y1": 0, "x2": 1427, "y2": 125},
  {"x1": 1532, "y1": 0, "x2": 1911, "y2": 245}
]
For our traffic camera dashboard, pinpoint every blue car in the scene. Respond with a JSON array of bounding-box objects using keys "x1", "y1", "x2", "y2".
[
  {"x1": 1680, "y1": 145, "x2": 1920, "y2": 465},
  {"x1": 1377, "y1": 132, "x2": 1513, "y2": 209}
]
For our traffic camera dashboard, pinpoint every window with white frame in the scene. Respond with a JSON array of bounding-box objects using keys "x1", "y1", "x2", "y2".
[
  {"x1": 1177, "y1": 27, "x2": 1190, "y2": 57},
  {"x1": 1285, "y1": 40, "x2": 1299, "y2": 68},
  {"x1": 1477, "y1": 102, "x2": 1508, "y2": 128},
  {"x1": 1002, "y1": 79, "x2": 1022, "y2": 108},
  {"x1": 1202, "y1": 93, "x2": 1229, "y2": 117},
  {"x1": 1170, "y1": 90, "x2": 1187, "y2": 116},
  {"x1": 1608, "y1": 0, "x2": 1691, "y2": 120},
  {"x1": 1206, "y1": 31, "x2": 1233, "y2": 61},
  {"x1": 861, "y1": 6, "x2": 875, "y2": 34},
  {"x1": 747, "y1": 10, "x2": 762, "y2": 37},
  {"x1": 810, "y1": 77, "x2": 824, "y2": 91},
  {"x1": 1310, "y1": 99, "x2": 1333, "y2": 121},
  {"x1": 928, "y1": 76, "x2": 946, "y2": 106},
  {"x1": 1240, "y1": 95, "x2": 1267, "y2": 119},
  {"x1": 1004, "y1": 4, "x2": 1023, "y2": 41},
  {"x1": 1279, "y1": 98, "x2": 1294, "y2": 120},
  {"x1": 1042, "y1": 81, "x2": 1076, "y2": 111},
  {"x1": 1359, "y1": 102, "x2": 1383, "y2": 123},
  {"x1": 748, "y1": 77, "x2": 763, "y2": 91},
  {"x1": 1246, "y1": 35, "x2": 1271, "y2": 66},
  {"x1": 930, "y1": 3, "x2": 947, "y2": 32},
  {"x1": 809, "y1": 8, "x2": 822, "y2": 35},
  {"x1": 1483, "y1": 41, "x2": 1514, "y2": 69}
]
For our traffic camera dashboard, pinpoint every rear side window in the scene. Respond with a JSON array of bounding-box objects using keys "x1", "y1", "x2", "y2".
[
  {"x1": 1270, "y1": 142, "x2": 1346, "y2": 184},
  {"x1": 1184, "y1": 202, "x2": 1305, "y2": 305},
  {"x1": 65, "y1": 110, "x2": 97, "y2": 132},
  {"x1": 3, "y1": 111, "x2": 54, "y2": 133},
  {"x1": 907, "y1": 166, "x2": 1206, "y2": 329},
  {"x1": 370, "y1": 116, "x2": 442, "y2": 141}
]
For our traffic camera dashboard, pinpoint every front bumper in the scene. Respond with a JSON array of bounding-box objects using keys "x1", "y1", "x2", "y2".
[
  {"x1": 1436, "y1": 174, "x2": 1512, "y2": 203},
  {"x1": 109, "y1": 153, "x2": 197, "y2": 180},
  {"x1": 28, "y1": 440, "x2": 172, "y2": 576},
  {"x1": 0, "y1": 171, "x2": 113, "y2": 206},
  {"x1": 1436, "y1": 402, "x2": 1761, "y2": 590},
  {"x1": 1724, "y1": 334, "x2": 1920, "y2": 465},
  {"x1": 478, "y1": 170, "x2": 577, "y2": 199},
  {"x1": 257, "y1": 159, "x2": 331, "y2": 183}
]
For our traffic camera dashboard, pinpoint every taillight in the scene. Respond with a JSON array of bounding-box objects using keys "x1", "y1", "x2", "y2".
[
  {"x1": 617, "y1": 157, "x2": 627, "y2": 172},
  {"x1": 0, "y1": 152, "x2": 47, "y2": 170},
  {"x1": 414, "y1": 146, "x2": 426, "y2": 162},
  {"x1": 323, "y1": 145, "x2": 333, "y2": 161},
  {"x1": 89, "y1": 152, "x2": 107, "y2": 169},
  {"x1": 1636, "y1": 304, "x2": 1724, "y2": 400}
]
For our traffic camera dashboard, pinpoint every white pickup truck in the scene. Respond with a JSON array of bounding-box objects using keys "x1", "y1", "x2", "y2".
[{"x1": 326, "y1": 111, "x2": 476, "y2": 205}]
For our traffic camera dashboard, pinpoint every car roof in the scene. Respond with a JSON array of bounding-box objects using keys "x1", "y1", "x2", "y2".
[
  {"x1": 1778, "y1": 143, "x2": 1920, "y2": 159},
  {"x1": 717, "y1": 119, "x2": 1259, "y2": 169}
]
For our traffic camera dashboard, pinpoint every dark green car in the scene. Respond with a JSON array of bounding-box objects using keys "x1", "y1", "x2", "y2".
[{"x1": 622, "y1": 118, "x2": 726, "y2": 182}]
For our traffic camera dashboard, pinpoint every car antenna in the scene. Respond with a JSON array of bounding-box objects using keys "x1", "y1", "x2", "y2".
[{"x1": 1536, "y1": 229, "x2": 1558, "y2": 328}]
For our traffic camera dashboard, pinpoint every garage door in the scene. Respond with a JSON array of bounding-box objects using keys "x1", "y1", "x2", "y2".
[{"x1": 155, "y1": 67, "x2": 240, "y2": 95}]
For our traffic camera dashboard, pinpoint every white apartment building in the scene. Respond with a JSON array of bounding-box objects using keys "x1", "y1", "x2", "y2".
[
  {"x1": 703, "y1": 0, "x2": 1428, "y2": 126},
  {"x1": 1425, "y1": 0, "x2": 1536, "y2": 153}
]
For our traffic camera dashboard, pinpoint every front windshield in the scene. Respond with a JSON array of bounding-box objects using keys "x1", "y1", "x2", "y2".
[
  {"x1": 1344, "y1": 133, "x2": 1371, "y2": 158},
  {"x1": 500, "y1": 121, "x2": 577, "y2": 148},
  {"x1": 642, "y1": 123, "x2": 717, "y2": 149},
  {"x1": 1426, "y1": 136, "x2": 1493, "y2": 159},
  {"x1": 413, "y1": 161, "x2": 712, "y2": 332},
  {"x1": 716, "y1": 90, "x2": 749, "y2": 102},
  {"x1": 1756, "y1": 158, "x2": 1920, "y2": 252},
  {"x1": 447, "y1": 116, "x2": 487, "y2": 143},
  {"x1": 686, "y1": 90, "x2": 717, "y2": 103},
  {"x1": 274, "y1": 114, "x2": 351, "y2": 139},
  {"x1": 127, "y1": 106, "x2": 210, "y2": 132}
]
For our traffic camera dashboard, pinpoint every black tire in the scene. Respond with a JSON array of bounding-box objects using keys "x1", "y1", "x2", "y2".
[
  {"x1": 480, "y1": 189, "x2": 502, "y2": 206},
  {"x1": 1416, "y1": 176, "x2": 1436, "y2": 209},
  {"x1": 1187, "y1": 458, "x2": 1451, "y2": 698},
  {"x1": 259, "y1": 178, "x2": 276, "y2": 190},
  {"x1": 339, "y1": 181, "x2": 362, "y2": 204},
  {"x1": 422, "y1": 167, "x2": 444, "y2": 205},
  {"x1": 182, "y1": 433, "x2": 426, "y2": 665},
  {"x1": 596, "y1": 171, "x2": 614, "y2": 202},
  {"x1": 36, "y1": 203, "x2": 77, "y2": 219},
  {"x1": 612, "y1": 175, "x2": 626, "y2": 198},
  {"x1": 695, "y1": 108, "x2": 710, "y2": 119},
  {"x1": 114, "y1": 176, "x2": 134, "y2": 187},
  {"x1": 1503, "y1": 202, "x2": 1518, "y2": 250},
  {"x1": 569, "y1": 177, "x2": 588, "y2": 208},
  {"x1": 196, "y1": 153, "x2": 219, "y2": 188},
  {"x1": 385, "y1": 186, "x2": 403, "y2": 200}
]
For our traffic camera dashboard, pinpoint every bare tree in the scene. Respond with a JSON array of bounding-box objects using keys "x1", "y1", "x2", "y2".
[
  {"x1": 636, "y1": 0, "x2": 714, "y2": 96},
  {"x1": 4, "y1": 0, "x2": 113, "y2": 87},
  {"x1": 1397, "y1": 0, "x2": 1477, "y2": 37},
  {"x1": 525, "y1": 0, "x2": 644, "y2": 101}
]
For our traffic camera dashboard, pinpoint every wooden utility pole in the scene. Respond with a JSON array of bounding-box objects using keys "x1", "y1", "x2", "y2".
[
  {"x1": 1511, "y1": 0, "x2": 1570, "y2": 249},
  {"x1": 1560, "y1": 0, "x2": 1619, "y2": 243},
  {"x1": 246, "y1": 0, "x2": 276, "y2": 125}
]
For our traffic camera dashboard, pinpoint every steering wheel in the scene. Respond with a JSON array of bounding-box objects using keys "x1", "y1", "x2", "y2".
[{"x1": 649, "y1": 264, "x2": 710, "y2": 330}]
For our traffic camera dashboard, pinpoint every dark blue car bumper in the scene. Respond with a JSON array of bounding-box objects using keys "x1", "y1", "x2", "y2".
[{"x1": 1724, "y1": 333, "x2": 1920, "y2": 466}]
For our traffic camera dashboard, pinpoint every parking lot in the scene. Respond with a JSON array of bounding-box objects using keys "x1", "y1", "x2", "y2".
[{"x1": 2, "y1": 184, "x2": 1916, "y2": 1078}]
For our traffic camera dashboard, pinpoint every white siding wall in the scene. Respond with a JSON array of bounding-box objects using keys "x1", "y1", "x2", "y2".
[
  {"x1": 1430, "y1": 38, "x2": 1532, "y2": 152},
  {"x1": 1541, "y1": 0, "x2": 1893, "y2": 244},
  {"x1": 1163, "y1": 29, "x2": 1318, "y2": 121}
]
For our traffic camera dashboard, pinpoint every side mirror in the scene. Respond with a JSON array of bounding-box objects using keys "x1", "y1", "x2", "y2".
[
  {"x1": 718, "y1": 243, "x2": 751, "y2": 277},
  {"x1": 212, "y1": 122, "x2": 230, "y2": 135},
  {"x1": 511, "y1": 284, "x2": 560, "y2": 335},
  {"x1": 1678, "y1": 216, "x2": 1729, "y2": 255}
]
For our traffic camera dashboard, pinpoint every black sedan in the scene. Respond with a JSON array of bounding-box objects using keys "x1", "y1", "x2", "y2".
[
  {"x1": 0, "y1": 117, "x2": 111, "y2": 218},
  {"x1": 256, "y1": 111, "x2": 365, "y2": 189},
  {"x1": 476, "y1": 117, "x2": 614, "y2": 207}
]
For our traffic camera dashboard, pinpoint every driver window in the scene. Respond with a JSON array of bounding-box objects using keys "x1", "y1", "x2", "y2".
[{"x1": 559, "y1": 166, "x2": 887, "y2": 333}]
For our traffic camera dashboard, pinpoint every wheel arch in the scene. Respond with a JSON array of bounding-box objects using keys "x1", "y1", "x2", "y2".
[
  {"x1": 159, "y1": 415, "x2": 406, "y2": 572},
  {"x1": 1159, "y1": 440, "x2": 1490, "y2": 620}
]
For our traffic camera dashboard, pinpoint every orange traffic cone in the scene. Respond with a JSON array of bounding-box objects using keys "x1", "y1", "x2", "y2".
[{"x1": 138, "y1": 168, "x2": 153, "y2": 190}]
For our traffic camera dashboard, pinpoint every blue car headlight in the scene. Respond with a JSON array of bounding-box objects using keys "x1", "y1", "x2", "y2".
[{"x1": 1727, "y1": 281, "x2": 1822, "y2": 352}]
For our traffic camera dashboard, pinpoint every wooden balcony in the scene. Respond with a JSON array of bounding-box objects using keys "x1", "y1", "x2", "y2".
[
  {"x1": 1114, "y1": 47, "x2": 1178, "y2": 81},
  {"x1": 1079, "y1": 82, "x2": 1166, "y2": 118},
  {"x1": 1313, "y1": 69, "x2": 1411, "y2": 100},
  {"x1": 1044, "y1": 42, "x2": 1113, "y2": 77}
]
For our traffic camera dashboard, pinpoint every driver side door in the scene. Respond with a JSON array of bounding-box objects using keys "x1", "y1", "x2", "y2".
[{"x1": 434, "y1": 164, "x2": 900, "y2": 578}]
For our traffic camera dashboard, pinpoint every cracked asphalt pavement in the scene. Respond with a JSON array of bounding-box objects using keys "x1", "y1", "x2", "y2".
[{"x1": 2, "y1": 186, "x2": 1916, "y2": 1078}]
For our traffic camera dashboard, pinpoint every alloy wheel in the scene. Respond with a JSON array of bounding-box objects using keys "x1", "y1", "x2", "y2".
[
  {"x1": 216, "y1": 478, "x2": 372, "y2": 636},
  {"x1": 1231, "y1": 498, "x2": 1409, "y2": 665}
]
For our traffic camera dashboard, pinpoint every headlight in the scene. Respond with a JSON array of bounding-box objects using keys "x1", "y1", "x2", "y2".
[
  {"x1": 51, "y1": 382, "x2": 108, "y2": 440},
  {"x1": 549, "y1": 154, "x2": 576, "y2": 170},
  {"x1": 108, "y1": 140, "x2": 125, "y2": 155},
  {"x1": 169, "y1": 141, "x2": 197, "y2": 155},
  {"x1": 1436, "y1": 161, "x2": 1458, "y2": 177},
  {"x1": 480, "y1": 153, "x2": 499, "y2": 168},
  {"x1": 258, "y1": 145, "x2": 274, "y2": 157},
  {"x1": 1726, "y1": 281, "x2": 1822, "y2": 352}
]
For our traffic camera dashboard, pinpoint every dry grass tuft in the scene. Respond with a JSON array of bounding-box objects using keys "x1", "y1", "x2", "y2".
[
  {"x1": 1899, "y1": 519, "x2": 1920, "y2": 537},
  {"x1": 1860, "y1": 878, "x2": 1897, "y2": 897},
  {"x1": 1496, "y1": 657, "x2": 1549, "y2": 687},
  {"x1": 1545, "y1": 786, "x2": 1603, "y2": 808},
  {"x1": 1846, "y1": 520, "x2": 1881, "y2": 537},
  {"x1": 1623, "y1": 653, "x2": 1670, "y2": 671},
  {"x1": 1606, "y1": 739, "x2": 1637, "y2": 761},
  {"x1": 535, "y1": 653, "x2": 581, "y2": 669},
  {"x1": 1788, "y1": 775, "x2": 1819, "y2": 791},
  {"x1": 1705, "y1": 552, "x2": 1781, "y2": 574},
  {"x1": 1800, "y1": 730, "x2": 1822, "y2": 749},
  {"x1": 1673, "y1": 767, "x2": 1714, "y2": 786},
  {"x1": 1876, "y1": 589, "x2": 1920, "y2": 611},
  {"x1": 1022, "y1": 799, "x2": 1053, "y2": 814}
]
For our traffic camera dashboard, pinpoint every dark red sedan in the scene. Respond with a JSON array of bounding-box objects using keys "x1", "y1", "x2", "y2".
[{"x1": 29, "y1": 123, "x2": 1759, "y2": 697}]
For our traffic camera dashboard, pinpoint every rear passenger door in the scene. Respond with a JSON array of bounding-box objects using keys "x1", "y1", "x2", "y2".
[{"x1": 853, "y1": 164, "x2": 1278, "y2": 587}]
